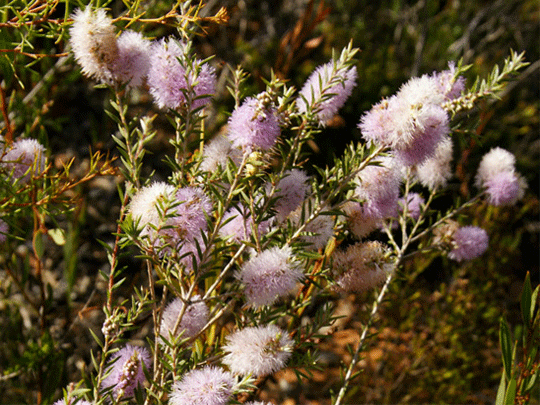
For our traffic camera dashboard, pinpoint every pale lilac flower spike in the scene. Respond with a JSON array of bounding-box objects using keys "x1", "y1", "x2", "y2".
[
  {"x1": 2, "y1": 138, "x2": 46, "y2": 182},
  {"x1": 475, "y1": 147, "x2": 526, "y2": 206},
  {"x1": 222, "y1": 324, "x2": 293, "y2": 377},
  {"x1": 147, "y1": 38, "x2": 216, "y2": 110},
  {"x1": 297, "y1": 61, "x2": 357, "y2": 125},
  {"x1": 169, "y1": 366, "x2": 235, "y2": 405},
  {"x1": 113, "y1": 30, "x2": 152, "y2": 88},
  {"x1": 159, "y1": 295, "x2": 209, "y2": 344},
  {"x1": 237, "y1": 246, "x2": 303, "y2": 306},
  {"x1": 101, "y1": 344, "x2": 152, "y2": 400},
  {"x1": 448, "y1": 226, "x2": 489, "y2": 262},
  {"x1": 227, "y1": 93, "x2": 281, "y2": 152}
]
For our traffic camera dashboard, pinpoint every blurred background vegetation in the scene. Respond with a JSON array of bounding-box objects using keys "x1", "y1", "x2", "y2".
[{"x1": 1, "y1": 0, "x2": 538, "y2": 403}]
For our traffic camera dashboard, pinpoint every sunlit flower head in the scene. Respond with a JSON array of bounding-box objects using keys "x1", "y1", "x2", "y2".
[
  {"x1": 273, "y1": 169, "x2": 311, "y2": 223},
  {"x1": 159, "y1": 295, "x2": 209, "y2": 344},
  {"x1": 448, "y1": 226, "x2": 489, "y2": 262},
  {"x1": 236, "y1": 246, "x2": 303, "y2": 306},
  {"x1": 147, "y1": 38, "x2": 216, "y2": 110},
  {"x1": 227, "y1": 94, "x2": 281, "y2": 152},
  {"x1": 297, "y1": 62, "x2": 357, "y2": 125},
  {"x1": 415, "y1": 136, "x2": 453, "y2": 190},
  {"x1": 113, "y1": 30, "x2": 152, "y2": 87},
  {"x1": 169, "y1": 366, "x2": 235, "y2": 405},
  {"x1": 2, "y1": 138, "x2": 46, "y2": 182},
  {"x1": 432, "y1": 62, "x2": 466, "y2": 101},
  {"x1": 222, "y1": 324, "x2": 293, "y2": 377},
  {"x1": 219, "y1": 204, "x2": 271, "y2": 244},
  {"x1": 332, "y1": 241, "x2": 392, "y2": 293}
]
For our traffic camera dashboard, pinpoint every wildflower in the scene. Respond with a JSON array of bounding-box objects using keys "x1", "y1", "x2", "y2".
[
  {"x1": 273, "y1": 169, "x2": 311, "y2": 223},
  {"x1": 297, "y1": 61, "x2": 357, "y2": 125},
  {"x1": 227, "y1": 94, "x2": 281, "y2": 152},
  {"x1": 484, "y1": 171, "x2": 525, "y2": 206},
  {"x1": 147, "y1": 38, "x2": 216, "y2": 110},
  {"x1": 346, "y1": 157, "x2": 401, "y2": 237},
  {"x1": 200, "y1": 135, "x2": 242, "y2": 172},
  {"x1": 414, "y1": 136, "x2": 453, "y2": 190},
  {"x1": 219, "y1": 205, "x2": 271, "y2": 243},
  {"x1": 236, "y1": 246, "x2": 303, "y2": 306},
  {"x1": 102, "y1": 344, "x2": 151, "y2": 400},
  {"x1": 113, "y1": 30, "x2": 151, "y2": 87},
  {"x1": 129, "y1": 183, "x2": 212, "y2": 249},
  {"x1": 0, "y1": 219, "x2": 8, "y2": 243},
  {"x1": 432, "y1": 62, "x2": 466, "y2": 101},
  {"x1": 475, "y1": 147, "x2": 526, "y2": 206},
  {"x1": 397, "y1": 192, "x2": 425, "y2": 221},
  {"x1": 169, "y1": 366, "x2": 235, "y2": 405},
  {"x1": 1, "y1": 138, "x2": 46, "y2": 182},
  {"x1": 448, "y1": 226, "x2": 489, "y2": 262},
  {"x1": 69, "y1": 7, "x2": 118, "y2": 84},
  {"x1": 159, "y1": 295, "x2": 209, "y2": 344},
  {"x1": 222, "y1": 324, "x2": 293, "y2": 377},
  {"x1": 332, "y1": 241, "x2": 392, "y2": 293},
  {"x1": 359, "y1": 74, "x2": 450, "y2": 165}
]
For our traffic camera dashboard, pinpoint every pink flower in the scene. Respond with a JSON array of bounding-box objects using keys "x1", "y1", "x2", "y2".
[
  {"x1": 227, "y1": 95, "x2": 280, "y2": 151},
  {"x1": 415, "y1": 136, "x2": 453, "y2": 190},
  {"x1": 236, "y1": 246, "x2": 303, "y2": 306},
  {"x1": 69, "y1": 7, "x2": 118, "y2": 84},
  {"x1": 397, "y1": 192, "x2": 425, "y2": 221},
  {"x1": 147, "y1": 38, "x2": 216, "y2": 110},
  {"x1": 432, "y1": 62, "x2": 466, "y2": 101},
  {"x1": 1, "y1": 138, "x2": 46, "y2": 182},
  {"x1": 113, "y1": 30, "x2": 151, "y2": 87},
  {"x1": 169, "y1": 366, "x2": 235, "y2": 405},
  {"x1": 448, "y1": 226, "x2": 489, "y2": 262},
  {"x1": 222, "y1": 324, "x2": 293, "y2": 377},
  {"x1": 273, "y1": 169, "x2": 310, "y2": 223},
  {"x1": 102, "y1": 344, "x2": 152, "y2": 400},
  {"x1": 475, "y1": 147, "x2": 526, "y2": 206},
  {"x1": 332, "y1": 241, "x2": 392, "y2": 293},
  {"x1": 159, "y1": 295, "x2": 209, "y2": 344},
  {"x1": 297, "y1": 62, "x2": 357, "y2": 125}
]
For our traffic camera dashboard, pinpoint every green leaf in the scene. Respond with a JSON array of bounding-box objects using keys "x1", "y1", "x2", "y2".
[
  {"x1": 504, "y1": 378, "x2": 517, "y2": 405},
  {"x1": 521, "y1": 272, "x2": 532, "y2": 326},
  {"x1": 499, "y1": 318, "x2": 513, "y2": 379},
  {"x1": 495, "y1": 371, "x2": 506, "y2": 405},
  {"x1": 525, "y1": 368, "x2": 538, "y2": 392}
]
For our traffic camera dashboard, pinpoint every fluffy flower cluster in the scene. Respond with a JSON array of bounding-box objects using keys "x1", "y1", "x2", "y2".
[
  {"x1": 147, "y1": 38, "x2": 216, "y2": 110},
  {"x1": 397, "y1": 192, "x2": 425, "y2": 221},
  {"x1": 102, "y1": 345, "x2": 151, "y2": 400},
  {"x1": 448, "y1": 226, "x2": 489, "y2": 262},
  {"x1": 346, "y1": 157, "x2": 401, "y2": 238},
  {"x1": 222, "y1": 324, "x2": 293, "y2": 377},
  {"x1": 273, "y1": 169, "x2": 311, "y2": 223},
  {"x1": 297, "y1": 61, "x2": 357, "y2": 125},
  {"x1": 227, "y1": 94, "x2": 281, "y2": 152},
  {"x1": 475, "y1": 147, "x2": 526, "y2": 206},
  {"x1": 414, "y1": 136, "x2": 454, "y2": 190},
  {"x1": 332, "y1": 241, "x2": 392, "y2": 292},
  {"x1": 359, "y1": 65, "x2": 463, "y2": 166},
  {"x1": 70, "y1": 8, "x2": 151, "y2": 86},
  {"x1": 1, "y1": 138, "x2": 46, "y2": 182},
  {"x1": 129, "y1": 183, "x2": 212, "y2": 267},
  {"x1": 200, "y1": 136, "x2": 242, "y2": 172},
  {"x1": 159, "y1": 295, "x2": 209, "y2": 344},
  {"x1": 169, "y1": 366, "x2": 235, "y2": 405},
  {"x1": 236, "y1": 246, "x2": 303, "y2": 306}
]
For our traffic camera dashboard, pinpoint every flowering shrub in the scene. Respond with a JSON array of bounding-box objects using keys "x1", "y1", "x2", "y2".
[{"x1": 0, "y1": 1, "x2": 538, "y2": 404}]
